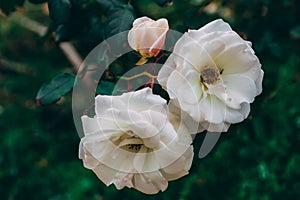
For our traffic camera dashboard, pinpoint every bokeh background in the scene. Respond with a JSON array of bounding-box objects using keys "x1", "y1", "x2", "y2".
[{"x1": 0, "y1": 0, "x2": 300, "y2": 199}]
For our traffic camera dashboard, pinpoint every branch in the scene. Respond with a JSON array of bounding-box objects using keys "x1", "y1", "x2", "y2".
[
  {"x1": 58, "y1": 42, "x2": 83, "y2": 72},
  {"x1": 0, "y1": 58, "x2": 35, "y2": 75},
  {"x1": 9, "y1": 12, "x2": 48, "y2": 37},
  {"x1": 8, "y1": 12, "x2": 83, "y2": 73}
]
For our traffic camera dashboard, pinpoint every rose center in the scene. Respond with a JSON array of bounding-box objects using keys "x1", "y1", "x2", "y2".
[
  {"x1": 116, "y1": 131, "x2": 145, "y2": 153},
  {"x1": 200, "y1": 67, "x2": 220, "y2": 85},
  {"x1": 127, "y1": 144, "x2": 142, "y2": 151}
]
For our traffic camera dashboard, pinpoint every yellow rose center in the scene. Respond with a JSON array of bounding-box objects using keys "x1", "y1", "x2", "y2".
[
  {"x1": 115, "y1": 131, "x2": 145, "y2": 153},
  {"x1": 200, "y1": 67, "x2": 222, "y2": 87}
]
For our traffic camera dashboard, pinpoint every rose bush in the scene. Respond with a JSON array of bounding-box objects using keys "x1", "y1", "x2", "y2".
[
  {"x1": 157, "y1": 19, "x2": 264, "y2": 133},
  {"x1": 79, "y1": 88, "x2": 193, "y2": 194},
  {"x1": 128, "y1": 16, "x2": 169, "y2": 59}
]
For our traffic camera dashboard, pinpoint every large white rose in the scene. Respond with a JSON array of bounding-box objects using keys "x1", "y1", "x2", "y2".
[
  {"x1": 128, "y1": 16, "x2": 169, "y2": 58},
  {"x1": 79, "y1": 88, "x2": 193, "y2": 194},
  {"x1": 157, "y1": 19, "x2": 264, "y2": 133}
]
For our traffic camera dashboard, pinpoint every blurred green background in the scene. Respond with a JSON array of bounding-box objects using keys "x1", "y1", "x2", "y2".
[{"x1": 0, "y1": 0, "x2": 300, "y2": 199}]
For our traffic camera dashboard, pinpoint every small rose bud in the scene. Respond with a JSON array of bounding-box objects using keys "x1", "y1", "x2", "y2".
[{"x1": 128, "y1": 16, "x2": 169, "y2": 59}]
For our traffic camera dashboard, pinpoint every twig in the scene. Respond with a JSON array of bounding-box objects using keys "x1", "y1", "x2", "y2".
[
  {"x1": 117, "y1": 71, "x2": 157, "y2": 81},
  {"x1": 0, "y1": 58, "x2": 35, "y2": 75},
  {"x1": 9, "y1": 12, "x2": 48, "y2": 37},
  {"x1": 8, "y1": 12, "x2": 83, "y2": 73},
  {"x1": 59, "y1": 42, "x2": 83, "y2": 73}
]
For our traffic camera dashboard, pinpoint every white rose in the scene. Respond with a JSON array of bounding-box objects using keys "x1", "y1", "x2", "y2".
[
  {"x1": 157, "y1": 19, "x2": 264, "y2": 133},
  {"x1": 128, "y1": 16, "x2": 169, "y2": 58},
  {"x1": 79, "y1": 88, "x2": 193, "y2": 194}
]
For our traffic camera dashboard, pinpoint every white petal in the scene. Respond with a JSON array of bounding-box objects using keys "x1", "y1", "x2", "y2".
[
  {"x1": 168, "y1": 70, "x2": 200, "y2": 104},
  {"x1": 112, "y1": 172, "x2": 134, "y2": 189},
  {"x1": 134, "y1": 172, "x2": 168, "y2": 194},
  {"x1": 92, "y1": 163, "x2": 118, "y2": 186},
  {"x1": 255, "y1": 70, "x2": 264, "y2": 95},
  {"x1": 157, "y1": 54, "x2": 177, "y2": 88},
  {"x1": 224, "y1": 106, "x2": 245, "y2": 124},
  {"x1": 79, "y1": 143, "x2": 99, "y2": 169},
  {"x1": 154, "y1": 142, "x2": 182, "y2": 169},
  {"x1": 215, "y1": 40, "x2": 261, "y2": 78},
  {"x1": 197, "y1": 19, "x2": 232, "y2": 33},
  {"x1": 222, "y1": 74, "x2": 257, "y2": 104},
  {"x1": 173, "y1": 33, "x2": 218, "y2": 72},
  {"x1": 134, "y1": 151, "x2": 160, "y2": 173},
  {"x1": 81, "y1": 115, "x2": 99, "y2": 135},
  {"x1": 161, "y1": 146, "x2": 193, "y2": 181},
  {"x1": 161, "y1": 155, "x2": 186, "y2": 174},
  {"x1": 200, "y1": 121, "x2": 231, "y2": 132},
  {"x1": 128, "y1": 88, "x2": 167, "y2": 110},
  {"x1": 199, "y1": 95, "x2": 226, "y2": 124}
]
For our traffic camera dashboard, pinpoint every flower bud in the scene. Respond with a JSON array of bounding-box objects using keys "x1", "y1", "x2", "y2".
[{"x1": 128, "y1": 17, "x2": 169, "y2": 58}]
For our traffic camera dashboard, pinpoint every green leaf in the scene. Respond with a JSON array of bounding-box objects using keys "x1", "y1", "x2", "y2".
[
  {"x1": 290, "y1": 25, "x2": 300, "y2": 39},
  {"x1": 55, "y1": 24, "x2": 70, "y2": 43},
  {"x1": 104, "y1": 4, "x2": 135, "y2": 38},
  {"x1": 48, "y1": 0, "x2": 71, "y2": 25},
  {"x1": 96, "y1": 81, "x2": 115, "y2": 95},
  {"x1": 95, "y1": 0, "x2": 129, "y2": 14},
  {"x1": 36, "y1": 73, "x2": 75, "y2": 105},
  {"x1": 95, "y1": 0, "x2": 114, "y2": 14},
  {"x1": 28, "y1": 0, "x2": 48, "y2": 4},
  {"x1": 152, "y1": 0, "x2": 173, "y2": 7}
]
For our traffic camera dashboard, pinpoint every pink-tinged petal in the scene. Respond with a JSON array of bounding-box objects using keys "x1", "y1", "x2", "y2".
[
  {"x1": 128, "y1": 17, "x2": 169, "y2": 58},
  {"x1": 132, "y1": 16, "x2": 153, "y2": 27},
  {"x1": 128, "y1": 28, "x2": 139, "y2": 50}
]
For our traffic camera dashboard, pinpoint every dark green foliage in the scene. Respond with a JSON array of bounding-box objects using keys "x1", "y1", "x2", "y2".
[
  {"x1": 0, "y1": 0, "x2": 25, "y2": 15},
  {"x1": 54, "y1": 24, "x2": 70, "y2": 42},
  {"x1": 104, "y1": 5, "x2": 135, "y2": 38},
  {"x1": 28, "y1": 0, "x2": 48, "y2": 4},
  {"x1": 1, "y1": 0, "x2": 300, "y2": 199},
  {"x1": 48, "y1": 0, "x2": 71, "y2": 24},
  {"x1": 152, "y1": 0, "x2": 173, "y2": 7},
  {"x1": 36, "y1": 73, "x2": 75, "y2": 105},
  {"x1": 96, "y1": 80, "x2": 115, "y2": 95}
]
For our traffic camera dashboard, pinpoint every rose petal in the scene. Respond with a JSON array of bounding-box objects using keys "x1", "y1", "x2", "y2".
[
  {"x1": 134, "y1": 172, "x2": 168, "y2": 194},
  {"x1": 222, "y1": 74, "x2": 257, "y2": 104}
]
